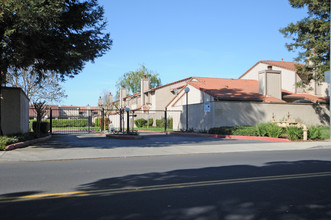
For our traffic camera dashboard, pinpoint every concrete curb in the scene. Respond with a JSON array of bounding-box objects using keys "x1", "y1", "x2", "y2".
[
  {"x1": 168, "y1": 132, "x2": 291, "y2": 142},
  {"x1": 4, "y1": 135, "x2": 52, "y2": 151}
]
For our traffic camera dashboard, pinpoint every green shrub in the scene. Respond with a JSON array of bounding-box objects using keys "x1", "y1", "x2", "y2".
[
  {"x1": 29, "y1": 120, "x2": 36, "y2": 132},
  {"x1": 32, "y1": 121, "x2": 50, "y2": 134},
  {"x1": 95, "y1": 118, "x2": 100, "y2": 127},
  {"x1": 320, "y1": 126, "x2": 330, "y2": 140},
  {"x1": 156, "y1": 119, "x2": 163, "y2": 127},
  {"x1": 286, "y1": 126, "x2": 303, "y2": 140},
  {"x1": 148, "y1": 118, "x2": 153, "y2": 127},
  {"x1": 51, "y1": 119, "x2": 88, "y2": 127},
  {"x1": 256, "y1": 123, "x2": 269, "y2": 137},
  {"x1": 167, "y1": 118, "x2": 173, "y2": 129},
  {"x1": 156, "y1": 118, "x2": 173, "y2": 129},
  {"x1": 0, "y1": 136, "x2": 20, "y2": 150},
  {"x1": 232, "y1": 127, "x2": 257, "y2": 136},
  {"x1": 135, "y1": 118, "x2": 147, "y2": 128},
  {"x1": 266, "y1": 123, "x2": 283, "y2": 138},
  {"x1": 208, "y1": 127, "x2": 235, "y2": 135},
  {"x1": 308, "y1": 126, "x2": 322, "y2": 140},
  {"x1": 0, "y1": 133, "x2": 38, "y2": 151}
]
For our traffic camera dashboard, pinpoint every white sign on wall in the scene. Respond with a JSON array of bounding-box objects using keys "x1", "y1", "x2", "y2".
[{"x1": 204, "y1": 102, "x2": 211, "y2": 112}]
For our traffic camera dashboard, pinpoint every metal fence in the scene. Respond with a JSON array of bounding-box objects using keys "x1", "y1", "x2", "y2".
[
  {"x1": 29, "y1": 107, "x2": 182, "y2": 134},
  {"x1": 29, "y1": 107, "x2": 99, "y2": 134}
]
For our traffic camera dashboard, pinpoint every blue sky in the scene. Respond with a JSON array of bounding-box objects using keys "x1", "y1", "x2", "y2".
[{"x1": 60, "y1": 0, "x2": 308, "y2": 107}]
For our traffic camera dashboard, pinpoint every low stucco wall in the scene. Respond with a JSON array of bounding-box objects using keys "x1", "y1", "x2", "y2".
[
  {"x1": 173, "y1": 101, "x2": 329, "y2": 131},
  {"x1": 1, "y1": 87, "x2": 29, "y2": 135},
  {"x1": 108, "y1": 111, "x2": 165, "y2": 129}
]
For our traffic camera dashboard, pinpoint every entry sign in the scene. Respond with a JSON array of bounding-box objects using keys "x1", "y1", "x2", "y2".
[{"x1": 204, "y1": 102, "x2": 211, "y2": 112}]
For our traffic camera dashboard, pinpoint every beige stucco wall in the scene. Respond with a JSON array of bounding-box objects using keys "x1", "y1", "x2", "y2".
[
  {"x1": 241, "y1": 63, "x2": 297, "y2": 93},
  {"x1": 153, "y1": 80, "x2": 190, "y2": 110},
  {"x1": 123, "y1": 79, "x2": 191, "y2": 111},
  {"x1": 172, "y1": 101, "x2": 329, "y2": 131},
  {"x1": 2, "y1": 87, "x2": 29, "y2": 135}
]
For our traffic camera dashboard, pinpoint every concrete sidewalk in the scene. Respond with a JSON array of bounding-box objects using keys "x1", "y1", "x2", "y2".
[{"x1": 0, "y1": 133, "x2": 330, "y2": 163}]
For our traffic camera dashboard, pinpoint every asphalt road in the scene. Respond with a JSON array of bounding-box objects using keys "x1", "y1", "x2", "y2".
[{"x1": 1, "y1": 149, "x2": 331, "y2": 219}]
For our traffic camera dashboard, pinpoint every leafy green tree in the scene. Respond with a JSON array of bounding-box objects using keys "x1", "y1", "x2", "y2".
[
  {"x1": 0, "y1": 0, "x2": 112, "y2": 83},
  {"x1": 280, "y1": 0, "x2": 330, "y2": 83},
  {"x1": 0, "y1": 0, "x2": 112, "y2": 135},
  {"x1": 116, "y1": 65, "x2": 162, "y2": 96}
]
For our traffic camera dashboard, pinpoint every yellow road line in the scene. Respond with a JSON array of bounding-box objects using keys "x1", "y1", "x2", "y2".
[{"x1": 1, "y1": 171, "x2": 331, "y2": 203}]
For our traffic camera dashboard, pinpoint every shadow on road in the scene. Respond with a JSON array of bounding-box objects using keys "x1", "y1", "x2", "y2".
[
  {"x1": 1, "y1": 160, "x2": 331, "y2": 219},
  {"x1": 29, "y1": 133, "x2": 273, "y2": 149}
]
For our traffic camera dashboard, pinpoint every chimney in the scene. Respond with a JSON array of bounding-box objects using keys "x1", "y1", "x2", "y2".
[
  {"x1": 108, "y1": 92, "x2": 113, "y2": 104},
  {"x1": 258, "y1": 69, "x2": 282, "y2": 100},
  {"x1": 98, "y1": 96, "x2": 102, "y2": 106},
  {"x1": 141, "y1": 75, "x2": 150, "y2": 106},
  {"x1": 120, "y1": 87, "x2": 127, "y2": 108}
]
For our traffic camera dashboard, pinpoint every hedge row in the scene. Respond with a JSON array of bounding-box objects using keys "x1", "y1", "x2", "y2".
[
  {"x1": 134, "y1": 118, "x2": 153, "y2": 128},
  {"x1": 209, "y1": 123, "x2": 323, "y2": 140},
  {"x1": 133, "y1": 118, "x2": 173, "y2": 128},
  {"x1": 30, "y1": 119, "x2": 89, "y2": 128}
]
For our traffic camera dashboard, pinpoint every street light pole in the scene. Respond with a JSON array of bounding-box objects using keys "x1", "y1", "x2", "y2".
[{"x1": 184, "y1": 87, "x2": 190, "y2": 131}]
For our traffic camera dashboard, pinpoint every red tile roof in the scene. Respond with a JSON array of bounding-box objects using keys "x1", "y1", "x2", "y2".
[
  {"x1": 188, "y1": 77, "x2": 285, "y2": 103},
  {"x1": 282, "y1": 90, "x2": 328, "y2": 103},
  {"x1": 239, "y1": 60, "x2": 304, "y2": 79}
]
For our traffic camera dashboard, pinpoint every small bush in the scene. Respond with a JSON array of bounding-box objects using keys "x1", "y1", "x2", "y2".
[
  {"x1": 156, "y1": 119, "x2": 163, "y2": 127},
  {"x1": 32, "y1": 121, "x2": 50, "y2": 134},
  {"x1": 308, "y1": 126, "x2": 322, "y2": 140},
  {"x1": 166, "y1": 118, "x2": 173, "y2": 129},
  {"x1": 95, "y1": 118, "x2": 100, "y2": 127},
  {"x1": 135, "y1": 118, "x2": 147, "y2": 128},
  {"x1": 266, "y1": 123, "x2": 283, "y2": 138},
  {"x1": 208, "y1": 127, "x2": 234, "y2": 135},
  {"x1": 233, "y1": 127, "x2": 257, "y2": 136},
  {"x1": 0, "y1": 136, "x2": 20, "y2": 150},
  {"x1": 286, "y1": 126, "x2": 303, "y2": 140},
  {"x1": 256, "y1": 123, "x2": 269, "y2": 137},
  {"x1": 148, "y1": 118, "x2": 153, "y2": 126},
  {"x1": 156, "y1": 118, "x2": 173, "y2": 129}
]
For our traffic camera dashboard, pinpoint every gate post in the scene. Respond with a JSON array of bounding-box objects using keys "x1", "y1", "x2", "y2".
[
  {"x1": 88, "y1": 109, "x2": 91, "y2": 133},
  {"x1": 119, "y1": 108, "x2": 122, "y2": 132},
  {"x1": 164, "y1": 109, "x2": 167, "y2": 134},
  {"x1": 50, "y1": 108, "x2": 52, "y2": 135},
  {"x1": 125, "y1": 107, "x2": 130, "y2": 134},
  {"x1": 101, "y1": 108, "x2": 104, "y2": 132}
]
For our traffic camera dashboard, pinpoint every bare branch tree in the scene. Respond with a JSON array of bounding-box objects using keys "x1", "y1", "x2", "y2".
[{"x1": 7, "y1": 68, "x2": 67, "y2": 103}]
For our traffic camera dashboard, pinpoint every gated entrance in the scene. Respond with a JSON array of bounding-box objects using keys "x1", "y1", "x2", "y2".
[
  {"x1": 29, "y1": 106, "x2": 182, "y2": 134},
  {"x1": 105, "y1": 108, "x2": 182, "y2": 133},
  {"x1": 29, "y1": 107, "x2": 99, "y2": 134}
]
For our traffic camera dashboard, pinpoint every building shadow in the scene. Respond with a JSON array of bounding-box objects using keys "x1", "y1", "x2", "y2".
[
  {"x1": 27, "y1": 133, "x2": 270, "y2": 149},
  {"x1": 1, "y1": 160, "x2": 331, "y2": 219}
]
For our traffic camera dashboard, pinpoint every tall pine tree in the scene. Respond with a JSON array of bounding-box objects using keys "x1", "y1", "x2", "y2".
[{"x1": 280, "y1": 0, "x2": 330, "y2": 83}]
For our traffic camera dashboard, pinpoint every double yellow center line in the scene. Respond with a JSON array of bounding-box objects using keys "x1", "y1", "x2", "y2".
[{"x1": 1, "y1": 171, "x2": 331, "y2": 203}]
